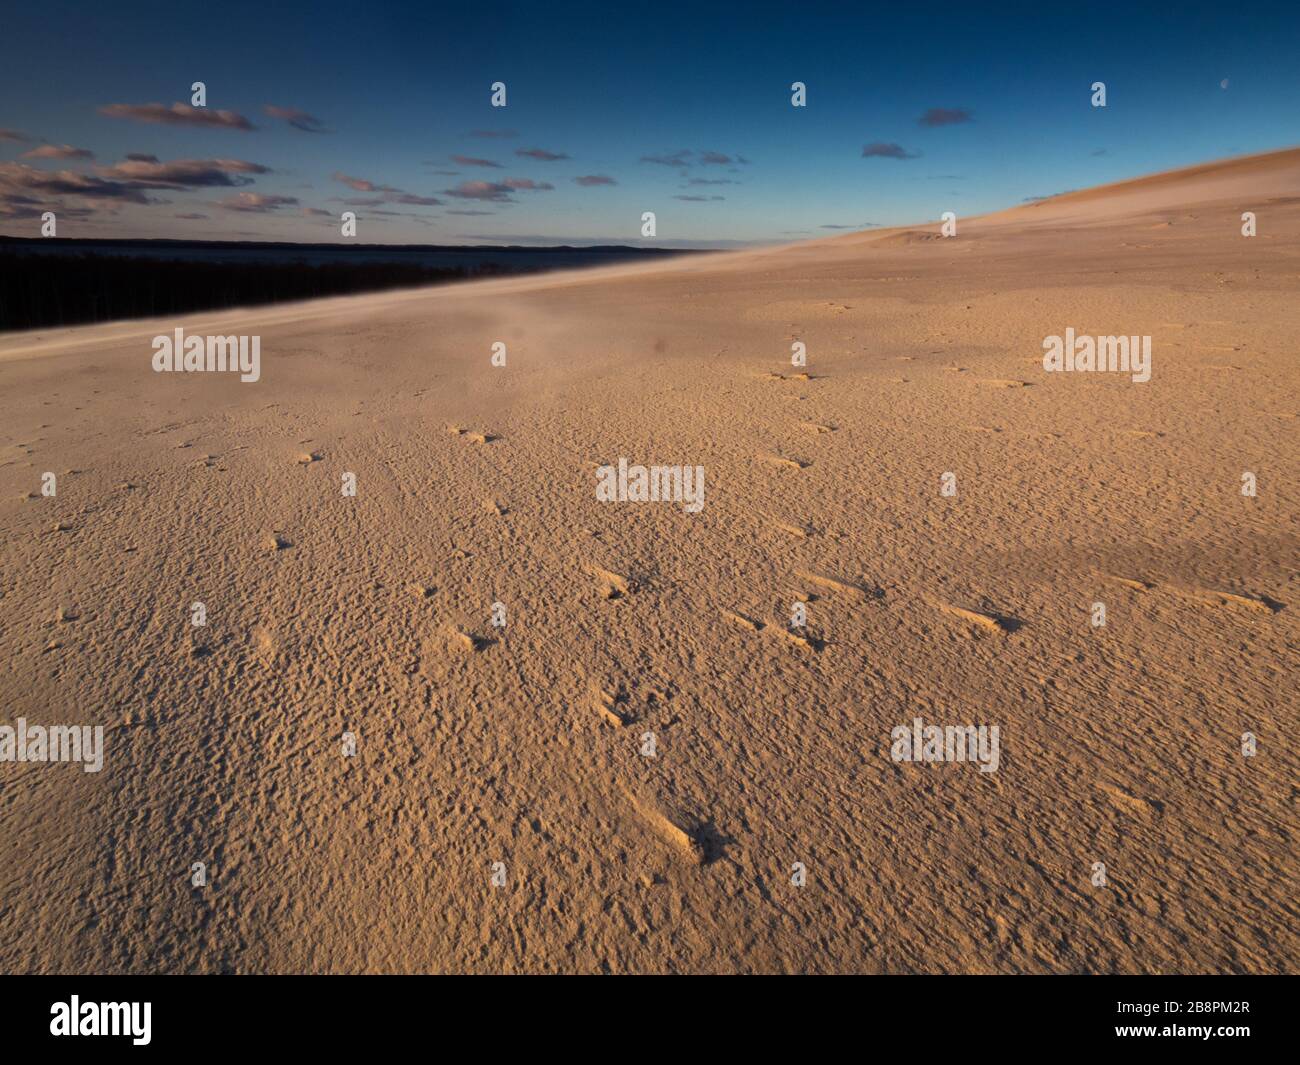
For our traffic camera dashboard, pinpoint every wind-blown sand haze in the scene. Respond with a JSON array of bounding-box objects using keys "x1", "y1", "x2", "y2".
[{"x1": 1, "y1": 148, "x2": 1297, "y2": 974}]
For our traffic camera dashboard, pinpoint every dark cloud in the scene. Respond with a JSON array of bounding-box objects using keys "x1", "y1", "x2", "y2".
[
  {"x1": 97, "y1": 157, "x2": 270, "y2": 188},
  {"x1": 918, "y1": 107, "x2": 974, "y2": 127},
  {"x1": 263, "y1": 105, "x2": 329, "y2": 133},
  {"x1": 21, "y1": 144, "x2": 94, "y2": 160},
  {"x1": 174, "y1": 212, "x2": 209, "y2": 219},
  {"x1": 516, "y1": 148, "x2": 568, "y2": 161},
  {"x1": 0, "y1": 199, "x2": 94, "y2": 221},
  {"x1": 0, "y1": 128, "x2": 34, "y2": 142},
  {"x1": 0, "y1": 161, "x2": 152, "y2": 203},
  {"x1": 862, "y1": 142, "x2": 919, "y2": 160},
  {"x1": 819, "y1": 222, "x2": 879, "y2": 229},
  {"x1": 99, "y1": 102, "x2": 255, "y2": 131},
  {"x1": 444, "y1": 178, "x2": 552, "y2": 202},
  {"x1": 444, "y1": 180, "x2": 514, "y2": 202},
  {"x1": 451, "y1": 155, "x2": 501, "y2": 168},
  {"x1": 573, "y1": 175, "x2": 616, "y2": 186},
  {"x1": 125, "y1": 153, "x2": 159, "y2": 163}
]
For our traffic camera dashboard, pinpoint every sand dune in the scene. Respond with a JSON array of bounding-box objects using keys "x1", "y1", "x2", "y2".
[{"x1": 1, "y1": 148, "x2": 1296, "y2": 973}]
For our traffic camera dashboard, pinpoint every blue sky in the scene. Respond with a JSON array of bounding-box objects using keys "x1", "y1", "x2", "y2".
[{"x1": 1, "y1": 0, "x2": 1297, "y2": 246}]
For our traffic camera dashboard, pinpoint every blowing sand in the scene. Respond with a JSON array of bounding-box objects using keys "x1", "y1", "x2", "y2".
[{"x1": 1, "y1": 148, "x2": 1296, "y2": 974}]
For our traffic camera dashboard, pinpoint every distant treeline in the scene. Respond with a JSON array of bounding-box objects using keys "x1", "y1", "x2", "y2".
[{"x1": 0, "y1": 250, "x2": 533, "y2": 332}]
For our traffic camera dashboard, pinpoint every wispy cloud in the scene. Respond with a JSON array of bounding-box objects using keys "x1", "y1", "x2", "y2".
[
  {"x1": 516, "y1": 147, "x2": 569, "y2": 161},
  {"x1": 918, "y1": 107, "x2": 974, "y2": 127},
  {"x1": 643, "y1": 148, "x2": 749, "y2": 170},
  {"x1": 641, "y1": 149, "x2": 693, "y2": 168},
  {"x1": 862, "y1": 142, "x2": 919, "y2": 160},
  {"x1": 99, "y1": 102, "x2": 255, "y2": 131},
  {"x1": 213, "y1": 192, "x2": 299, "y2": 212},
  {"x1": 0, "y1": 128, "x2": 34, "y2": 142},
  {"x1": 675, "y1": 194, "x2": 724, "y2": 201},
  {"x1": 263, "y1": 105, "x2": 329, "y2": 133},
  {"x1": 330, "y1": 170, "x2": 441, "y2": 205},
  {"x1": 332, "y1": 171, "x2": 376, "y2": 192},
  {"x1": 573, "y1": 175, "x2": 616, "y2": 186},
  {"x1": 451, "y1": 155, "x2": 501, "y2": 168},
  {"x1": 21, "y1": 144, "x2": 94, "y2": 160}
]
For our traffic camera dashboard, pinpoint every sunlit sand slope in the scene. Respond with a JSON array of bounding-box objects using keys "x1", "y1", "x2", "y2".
[{"x1": 1, "y1": 148, "x2": 1296, "y2": 973}]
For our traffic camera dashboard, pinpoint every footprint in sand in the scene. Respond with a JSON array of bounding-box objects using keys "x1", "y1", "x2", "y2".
[
  {"x1": 251, "y1": 625, "x2": 277, "y2": 666},
  {"x1": 762, "y1": 454, "x2": 811, "y2": 470},
  {"x1": 772, "y1": 624, "x2": 824, "y2": 652},
  {"x1": 593, "y1": 685, "x2": 635, "y2": 727},
  {"x1": 795, "y1": 570, "x2": 878, "y2": 601},
  {"x1": 587, "y1": 564, "x2": 635, "y2": 600},
  {"x1": 449, "y1": 426, "x2": 497, "y2": 443},
  {"x1": 450, "y1": 626, "x2": 495, "y2": 652},
  {"x1": 721, "y1": 608, "x2": 765, "y2": 632},
  {"x1": 1097, "y1": 783, "x2": 1164, "y2": 818},
  {"x1": 1178, "y1": 588, "x2": 1284, "y2": 614},
  {"x1": 263, "y1": 532, "x2": 293, "y2": 552},
  {"x1": 1103, "y1": 575, "x2": 1154, "y2": 591},
  {"x1": 930, "y1": 599, "x2": 1020, "y2": 633},
  {"x1": 769, "y1": 519, "x2": 811, "y2": 539},
  {"x1": 621, "y1": 788, "x2": 706, "y2": 865}
]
